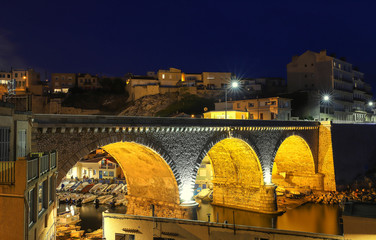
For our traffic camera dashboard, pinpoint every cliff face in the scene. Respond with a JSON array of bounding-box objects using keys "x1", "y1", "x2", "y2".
[{"x1": 118, "y1": 93, "x2": 179, "y2": 116}]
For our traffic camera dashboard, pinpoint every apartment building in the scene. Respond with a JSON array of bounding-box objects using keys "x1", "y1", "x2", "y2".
[
  {"x1": 0, "y1": 103, "x2": 57, "y2": 240},
  {"x1": 0, "y1": 68, "x2": 40, "y2": 98},
  {"x1": 77, "y1": 73, "x2": 101, "y2": 90},
  {"x1": 127, "y1": 68, "x2": 232, "y2": 101},
  {"x1": 51, "y1": 73, "x2": 77, "y2": 93},
  {"x1": 287, "y1": 50, "x2": 374, "y2": 122},
  {"x1": 212, "y1": 97, "x2": 292, "y2": 120}
]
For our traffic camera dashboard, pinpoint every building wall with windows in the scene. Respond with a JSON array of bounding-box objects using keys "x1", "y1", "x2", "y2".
[
  {"x1": 66, "y1": 159, "x2": 122, "y2": 180},
  {"x1": 287, "y1": 50, "x2": 374, "y2": 122},
  {"x1": 0, "y1": 103, "x2": 57, "y2": 240},
  {"x1": 203, "y1": 110, "x2": 249, "y2": 120},
  {"x1": 214, "y1": 97, "x2": 292, "y2": 120},
  {"x1": 51, "y1": 73, "x2": 77, "y2": 93},
  {"x1": 77, "y1": 73, "x2": 101, "y2": 90},
  {"x1": 0, "y1": 68, "x2": 40, "y2": 99}
]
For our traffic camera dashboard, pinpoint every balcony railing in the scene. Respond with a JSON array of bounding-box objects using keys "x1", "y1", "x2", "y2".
[
  {"x1": 0, "y1": 161, "x2": 15, "y2": 184},
  {"x1": 27, "y1": 151, "x2": 57, "y2": 183}
]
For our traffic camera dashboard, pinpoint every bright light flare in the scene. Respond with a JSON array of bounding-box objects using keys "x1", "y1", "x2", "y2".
[
  {"x1": 231, "y1": 81, "x2": 239, "y2": 88},
  {"x1": 323, "y1": 95, "x2": 330, "y2": 101},
  {"x1": 180, "y1": 185, "x2": 194, "y2": 203}
]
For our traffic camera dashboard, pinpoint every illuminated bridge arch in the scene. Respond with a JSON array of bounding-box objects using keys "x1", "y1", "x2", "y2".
[
  {"x1": 102, "y1": 142, "x2": 180, "y2": 204},
  {"x1": 57, "y1": 134, "x2": 182, "y2": 197},
  {"x1": 193, "y1": 134, "x2": 269, "y2": 211},
  {"x1": 272, "y1": 134, "x2": 322, "y2": 190}
]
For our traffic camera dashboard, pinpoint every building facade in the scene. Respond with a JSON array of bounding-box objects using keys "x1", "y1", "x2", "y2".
[
  {"x1": 0, "y1": 68, "x2": 40, "y2": 98},
  {"x1": 0, "y1": 103, "x2": 57, "y2": 240},
  {"x1": 287, "y1": 50, "x2": 374, "y2": 122},
  {"x1": 77, "y1": 73, "x2": 101, "y2": 90},
  {"x1": 127, "y1": 68, "x2": 232, "y2": 101},
  {"x1": 51, "y1": 73, "x2": 77, "y2": 93},
  {"x1": 213, "y1": 97, "x2": 292, "y2": 120}
]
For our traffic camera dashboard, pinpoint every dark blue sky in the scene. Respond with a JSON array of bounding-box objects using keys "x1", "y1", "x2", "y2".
[{"x1": 1, "y1": 0, "x2": 375, "y2": 87}]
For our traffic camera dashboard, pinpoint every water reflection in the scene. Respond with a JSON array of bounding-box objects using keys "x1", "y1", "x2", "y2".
[
  {"x1": 197, "y1": 203, "x2": 341, "y2": 235},
  {"x1": 58, "y1": 203, "x2": 127, "y2": 232},
  {"x1": 59, "y1": 202, "x2": 341, "y2": 235}
]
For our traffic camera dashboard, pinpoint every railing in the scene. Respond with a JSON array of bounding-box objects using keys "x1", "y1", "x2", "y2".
[
  {"x1": 50, "y1": 152, "x2": 56, "y2": 170},
  {"x1": 0, "y1": 161, "x2": 15, "y2": 184},
  {"x1": 40, "y1": 155, "x2": 49, "y2": 174},
  {"x1": 27, "y1": 151, "x2": 57, "y2": 183},
  {"x1": 28, "y1": 158, "x2": 38, "y2": 182}
]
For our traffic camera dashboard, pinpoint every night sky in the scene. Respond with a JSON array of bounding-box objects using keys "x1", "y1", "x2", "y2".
[{"x1": 1, "y1": 1, "x2": 375, "y2": 89}]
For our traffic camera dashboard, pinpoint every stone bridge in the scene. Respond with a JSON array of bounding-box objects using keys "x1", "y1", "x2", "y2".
[{"x1": 31, "y1": 114, "x2": 335, "y2": 214}]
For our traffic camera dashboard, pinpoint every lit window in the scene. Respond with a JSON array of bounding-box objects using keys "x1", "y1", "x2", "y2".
[{"x1": 162, "y1": 74, "x2": 165, "y2": 79}]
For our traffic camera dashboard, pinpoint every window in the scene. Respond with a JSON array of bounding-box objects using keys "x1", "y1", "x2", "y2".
[
  {"x1": 93, "y1": 170, "x2": 96, "y2": 175},
  {"x1": 260, "y1": 113, "x2": 264, "y2": 120},
  {"x1": 29, "y1": 188, "x2": 36, "y2": 225},
  {"x1": 271, "y1": 101, "x2": 276, "y2": 105},
  {"x1": 248, "y1": 103, "x2": 254, "y2": 107},
  {"x1": 161, "y1": 74, "x2": 165, "y2": 79},
  {"x1": 0, "y1": 128, "x2": 10, "y2": 161},
  {"x1": 237, "y1": 103, "x2": 240, "y2": 108},
  {"x1": 104, "y1": 171, "x2": 108, "y2": 176},
  {"x1": 38, "y1": 182, "x2": 44, "y2": 214},
  {"x1": 305, "y1": 64, "x2": 307, "y2": 67},
  {"x1": 271, "y1": 112, "x2": 275, "y2": 119},
  {"x1": 17, "y1": 130, "x2": 27, "y2": 158},
  {"x1": 109, "y1": 171, "x2": 114, "y2": 177},
  {"x1": 49, "y1": 176, "x2": 54, "y2": 204},
  {"x1": 115, "y1": 233, "x2": 135, "y2": 240},
  {"x1": 15, "y1": 73, "x2": 18, "y2": 77},
  {"x1": 7, "y1": 74, "x2": 10, "y2": 78}
]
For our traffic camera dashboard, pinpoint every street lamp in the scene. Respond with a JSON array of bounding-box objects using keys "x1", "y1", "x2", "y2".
[
  {"x1": 319, "y1": 94, "x2": 330, "y2": 121},
  {"x1": 225, "y1": 81, "x2": 239, "y2": 119}
]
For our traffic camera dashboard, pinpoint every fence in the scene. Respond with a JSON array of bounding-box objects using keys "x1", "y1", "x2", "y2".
[
  {"x1": 0, "y1": 161, "x2": 15, "y2": 184},
  {"x1": 27, "y1": 151, "x2": 57, "y2": 182}
]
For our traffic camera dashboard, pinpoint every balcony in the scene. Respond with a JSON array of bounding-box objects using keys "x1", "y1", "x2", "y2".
[
  {"x1": 0, "y1": 161, "x2": 15, "y2": 184},
  {"x1": 27, "y1": 151, "x2": 57, "y2": 183}
]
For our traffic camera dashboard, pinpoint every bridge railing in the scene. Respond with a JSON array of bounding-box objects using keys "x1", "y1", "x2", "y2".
[
  {"x1": 27, "y1": 151, "x2": 57, "y2": 183},
  {"x1": 0, "y1": 161, "x2": 15, "y2": 184}
]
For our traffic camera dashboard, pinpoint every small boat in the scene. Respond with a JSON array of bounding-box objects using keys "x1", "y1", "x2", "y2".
[
  {"x1": 82, "y1": 194, "x2": 97, "y2": 204},
  {"x1": 69, "y1": 181, "x2": 82, "y2": 191},
  {"x1": 194, "y1": 188, "x2": 213, "y2": 203},
  {"x1": 75, "y1": 182, "x2": 89, "y2": 192},
  {"x1": 104, "y1": 184, "x2": 117, "y2": 193},
  {"x1": 89, "y1": 183, "x2": 102, "y2": 193},
  {"x1": 97, "y1": 195, "x2": 113, "y2": 204},
  {"x1": 81, "y1": 183, "x2": 94, "y2": 193},
  {"x1": 62, "y1": 182, "x2": 75, "y2": 191},
  {"x1": 111, "y1": 183, "x2": 124, "y2": 194},
  {"x1": 95, "y1": 184, "x2": 108, "y2": 195}
]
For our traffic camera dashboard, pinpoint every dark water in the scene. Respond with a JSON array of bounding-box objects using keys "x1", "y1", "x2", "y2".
[
  {"x1": 58, "y1": 203, "x2": 127, "y2": 232},
  {"x1": 58, "y1": 202, "x2": 342, "y2": 235},
  {"x1": 197, "y1": 203, "x2": 342, "y2": 235}
]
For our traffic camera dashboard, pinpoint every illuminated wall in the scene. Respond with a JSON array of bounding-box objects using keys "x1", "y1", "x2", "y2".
[
  {"x1": 102, "y1": 142, "x2": 180, "y2": 205},
  {"x1": 204, "y1": 138, "x2": 276, "y2": 212},
  {"x1": 272, "y1": 135, "x2": 322, "y2": 189}
]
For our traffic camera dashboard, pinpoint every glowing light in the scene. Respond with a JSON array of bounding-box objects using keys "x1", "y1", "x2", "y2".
[
  {"x1": 180, "y1": 185, "x2": 194, "y2": 203},
  {"x1": 264, "y1": 168, "x2": 272, "y2": 184},
  {"x1": 231, "y1": 81, "x2": 239, "y2": 88},
  {"x1": 23, "y1": 76, "x2": 27, "y2": 79},
  {"x1": 368, "y1": 101, "x2": 373, "y2": 106},
  {"x1": 323, "y1": 95, "x2": 330, "y2": 101}
]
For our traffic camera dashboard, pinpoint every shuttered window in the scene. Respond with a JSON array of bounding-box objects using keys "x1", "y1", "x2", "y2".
[{"x1": 0, "y1": 128, "x2": 10, "y2": 161}]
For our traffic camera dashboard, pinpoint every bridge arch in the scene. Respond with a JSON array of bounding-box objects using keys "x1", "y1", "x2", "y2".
[
  {"x1": 272, "y1": 134, "x2": 321, "y2": 190},
  {"x1": 102, "y1": 142, "x2": 180, "y2": 204},
  {"x1": 193, "y1": 134, "x2": 269, "y2": 211},
  {"x1": 58, "y1": 135, "x2": 182, "y2": 204}
]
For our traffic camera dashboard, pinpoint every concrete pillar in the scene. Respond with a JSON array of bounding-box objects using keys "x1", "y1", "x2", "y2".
[{"x1": 258, "y1": 184, "x2": 277, "y2": 213}]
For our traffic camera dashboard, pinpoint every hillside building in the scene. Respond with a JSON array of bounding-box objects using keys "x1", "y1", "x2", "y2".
[{"x1": 287, "y1": 50, "x2": 374, "y2": 122}]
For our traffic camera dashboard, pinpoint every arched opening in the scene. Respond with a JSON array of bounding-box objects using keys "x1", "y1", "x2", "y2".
[
  {"x1": 194, "y1": 138, "x2": 265, "y2": 211},
  {"x1": 102, "y1": 142, "x2": 180, "y2": 205},
  {"x1": 272, "y1": 135, "x2": 321, "y2": 190},
  {"x1": 60, "y1": 141, "x2": 183, "y2": 218}
]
